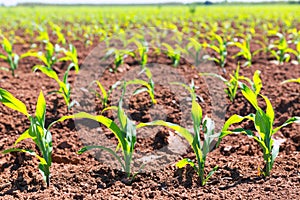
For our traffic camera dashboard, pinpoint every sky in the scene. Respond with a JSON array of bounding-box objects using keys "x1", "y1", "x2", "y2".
[{"x1": 0, "y1": 0, "x2": 288, "y2": 6}]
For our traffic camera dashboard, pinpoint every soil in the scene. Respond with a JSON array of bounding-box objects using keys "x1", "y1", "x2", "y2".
[{"x1": 0, "y1": 29, "x2": 299, "y2": 200}]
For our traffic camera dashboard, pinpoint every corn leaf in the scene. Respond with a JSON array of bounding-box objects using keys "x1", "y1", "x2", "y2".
[
  {"x1": 2, "y1": 148, "x2": 47, "y2": 165},
  {"x1": 35, "y1": 91, "x2": 46, "y2": 127},
  {"x1": 0, "y1": 88, "x2": 29, "y2": 117}
]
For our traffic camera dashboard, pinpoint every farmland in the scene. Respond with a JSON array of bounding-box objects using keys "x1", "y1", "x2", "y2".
[{"x1": 0, "y1": 4, "x2": 300, "y2": 199}]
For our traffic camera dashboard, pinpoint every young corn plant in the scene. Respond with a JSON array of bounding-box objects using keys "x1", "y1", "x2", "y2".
[
  {"x1": 186, "y1": 37, "x2": 204, "y2": 66},
  {"x1": 56, "y1": 84, "x2": 139, "y2": 178},
  {"x1": 22, "y1": 41, "x2": 61, "y2": 70},
  {"x1": 59, "y1": 44, "x2": 79, "y2": 73},
  {"x1": 269, "y1": 33, "x2": 294, "y2": 64},
  {"x1": 137, "y1": 82, "x2": 219, "y2": 186},
  {"x1": 89, "y1": 80, "x2": 120, "y2": 108},
  {"x1": 0, "y1": 89, "x2": 53, "y2": 187},
  {"x1": 105, "y1": 48, "x2": 134, "y2": 73},
  {"x1": 162, "y1": 43, "x2": 186, "y2": 67},
  {"x1": 218, "y1": 81, "x2": 300, "y2": 176},
  {"x1": 232, "y1": 35, "x2": 253, "y2": 67},
  {"x1": 205, "y1": 33, "x2": 230, "y2": 72},
  {"x1": 0, "y1": 36, "x2": 20, "y2": 76},
  {"x1": 201, "y1": 64, "x2": 242, "y2": 102},
  {"x1": 133, "y1": 40, "x2": 148, "y2": 69},
  {"x1": 125, "y1": 67, "x2": 156, "y2": 104},
  {"x1": 49, "y1": 22, "x2": 66, "y2": 45},
  {"x1": 33, "y1": 65, "x2": 78, "y2": 110}
]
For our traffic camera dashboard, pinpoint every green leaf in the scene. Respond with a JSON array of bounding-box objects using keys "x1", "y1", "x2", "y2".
[
  {"x1": 33, "y1": 65, "x2": 61, "y2": 84},
  {"x1": 191, "y1": 99, "x2": 202, "y2": 137},
  {"x1": 281, "y1": 78, "x2": 300, "y2": 84},
  {"x1": 2, "y1": 148, "x2": 47, "y2": 165},
  {"x1": 203, "y1": 165, "x2": 218, "y2": 185},
  {"x1": 239, "y1": 82, "x2": 259, "y2": 110},
  {"x1": 222, "y1": 114, "x2": 246, "y2": 132},
  {"x1": 15, "y1": 129, "x2": 33, "y2": 145},
  {"x1": 261, "y1": 95, "x2": 274, "y2": 123},
  {"x1": 273, "y1": 116, "x2": 300, "y2": 134},
  {"x1": 133, "y1": 87, "x2": 148, "y2": 95},
  {"x1": 253, "y1": 70, "x2": 262, "y2": 95},
  {"x1": 254, "y1": 109, "x2": 271, "y2": 141},
  {"x1": 2, "y1": 37, "x2": 12, "y2": 53},
  {"x1": 176, "y1": 158, "x2": 195, "y2": 168},
  {"x1": 35, "y1": 91, "x2": 46, "y2": 127},
  {"x1": 0, "y1": 88, "x2": 29, "y2": 117},
  {"x1": 95, "y1": 81, "x2": 108, "y2": 101}
]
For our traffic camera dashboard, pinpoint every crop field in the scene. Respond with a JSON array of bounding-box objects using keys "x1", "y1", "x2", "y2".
[{"x1": 0, "y1": 4, "x2": 300, "y2": 199}]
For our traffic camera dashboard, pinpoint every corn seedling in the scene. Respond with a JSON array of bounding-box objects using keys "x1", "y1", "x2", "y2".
[
  {"x1": 22, "y1": 41, "x2": 61, "y2": 70},
  {"x1": 57, "y1": 83, "x2": 139, "y2": 178},
  {"x1": 218, "y1": 81, "x2": 300, "y2": 176},
  {"x1": 105, "y1": 48, "x2": 134, "y2": 73},
  {"x1": 205, "y1": 33, "x2": 230, "y2": 72},
  {"x1": 269, "y1": 33, "x2": 294, "y2": 64},
  {"x1": 59, "y1": 44, "x2": 79, "y2": 73},
  {"x1": 0, "y1": 89, "x2": 53, "y2": 187},
  {"x1": 50, "y1": 22, "x2": 66, "y2": 45},
  {"x1": 201, "y1": 64, "x2": 242, "y2": 102},
  {"x1": 186, "y1": 37, "x2": 204, "y2": 66},
  {"x1": 162, "y1": 43, "x2": 186, "y2": 67},
  {"x1": 126, "y1": 67, "x2": 156, "y2": 104},
  {"x1": 138, "y1": 82, "x2": 219, "y2": 186},
  {"x1": 133, "y1": 40, "x2": 148, "y2": 69},
  {"x1": 33, "y1": 65, "x2": 78, "y2": 110},
  {"x1": 0, "y1": 36, "x2": 20, "y2": 76},
  {"x1": 89, "y1": 80, "x2": 121, "y2": 108},
  {"x1": 232, "y1": 35, "x2": 253, "y2": 67}
]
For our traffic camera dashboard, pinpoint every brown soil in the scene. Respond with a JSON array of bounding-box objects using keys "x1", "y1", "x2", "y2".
[{"x1": 0, "y1": 30, "x2": 299, "y2": 200}]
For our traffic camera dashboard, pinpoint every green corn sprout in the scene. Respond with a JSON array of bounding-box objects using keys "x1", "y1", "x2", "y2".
[
  {"x1": 125, "y1": 67, "x2": 156, "y2": 104},
  {"x1": 59, "y1": 44, "x2": 79, "y2": 73},
  {"x1": 133, "y1": 40, "x2": 148, "y2": 69},
  {"x1": 89, "y1": 80, "x2": 120, "y2": 108},
  {"x1": 232, "y1": 35, "x2": 252, "y2": 67},
  {"x1": 138, "y1": 82, "x2": 219, "y2": 186},
  {"x1": 22, "y1": 41, "x2": 61, "y2": 69},
  {"x1": 253, "y1": 34, "x2": 272, "y2": 55},
  {"x1": 162, "y1": 43, "x2": 186, "y2": 67},
  {"x1": 205, "y1": 33, "x2": 230, "y2": 72},
  {"x1": 105, "y1": 48, "x2": 135, "y2": 73},
  {"x1": 186, "y1": 37, "x2": 203, "y2": 66},
  {"x1": 58, "y1": 84, "x2": 139, "y2": 178},
  {"x1": 201, "y1": 64, "x2": 242, "y2": 102},
  {"x1": 0, "y1": 89, "x2": 53, "y2": 187},
  {"x1": 269, "y1": 33, "x2": 294, "y2": 64},
  {"x1": 36, "y1": 27, "x2": 50, "y2": 43},
  {"x1": 33, "y1": 65, "x2": 78, "y2": 110},
  {"x1": 50, "y1": 22, "x2": 66, "y2": 45},
  {"x1": 201, "y1": 64, "x2": 262, "y2": 102},
  {"x1": 0, "y1": 36, "x2": 20, "y2": 76},
  {"x1": 218, "y1": 79, "x2": 300, "y2": 176}
]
